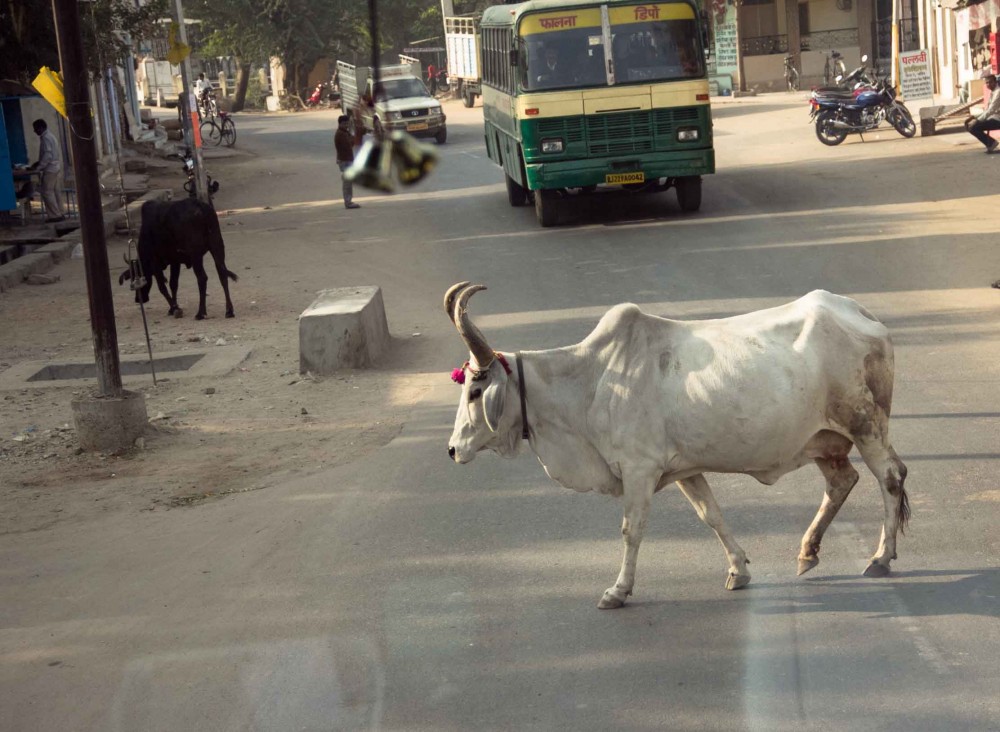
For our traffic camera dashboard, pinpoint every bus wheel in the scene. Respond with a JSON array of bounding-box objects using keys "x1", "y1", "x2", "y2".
[
  {"x1": 463, "y1": 89, "x2": 476, "y2": 108},
  {"x1": 534, "y1": 189, "x2": 559, "y2": 227},
  {"x1": 675, "y1": 176, "x2": 702, "y2": 213},
  {"x1": 505, "y1": 174, "x2": 528, "y2": 206}
]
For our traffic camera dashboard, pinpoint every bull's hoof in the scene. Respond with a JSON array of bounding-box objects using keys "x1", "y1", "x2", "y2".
[
  {"x1": 726, "y1": 572, "x2": 751, "y2": 590},
  {"x1": 863, "y1": 561, "x2": 891, "y2": 578},
  {"x1": 597, "y1": 587, "x2": 628, "y2": 609},
  {"x1": 797, "y1": 556, "x2": 819, "y2": 576},
  {"x1": 195, "y1": 312, "x2": 206, "y2": 320},
  {"x1": 225, "y1": 311, "x2": 235, "y2": 319},
  {"x1": 173, "y1": 308, "x2": 184, "y2": 319}
]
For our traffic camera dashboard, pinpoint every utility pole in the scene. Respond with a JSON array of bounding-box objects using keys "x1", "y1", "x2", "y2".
[
  {"x1": 51, "y1": 0, "x2": 122, "y2": 398},
  {"x1": 735, "y1": 0, "x2": 747, "y2": 93},
  {"x1": 891, "y1": 0, "x2": 900, "y2": 91},
  {"x1": 172, "y1": 0, "x2": 210, "y2": 202}
]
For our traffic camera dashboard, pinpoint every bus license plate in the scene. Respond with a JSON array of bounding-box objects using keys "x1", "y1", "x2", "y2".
[
  {"x1": 606, "y1": 172, "x2": 644, "y2": 184},
  {"x1": 407, "y1": 122, "x2": 428, "y2": 131}
]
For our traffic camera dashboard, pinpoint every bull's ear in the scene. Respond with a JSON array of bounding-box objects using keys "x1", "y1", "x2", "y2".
[{"x1": 483, "y1": 364, "x2": 508, "y2": 432}]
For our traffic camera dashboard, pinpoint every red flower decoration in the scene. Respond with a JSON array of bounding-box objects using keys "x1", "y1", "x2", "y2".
[{"x1": 451, "y1": 367, "x2": 466, "y2": 385}]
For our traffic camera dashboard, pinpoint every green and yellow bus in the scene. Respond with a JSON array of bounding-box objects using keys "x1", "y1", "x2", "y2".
[{"x1": 479, "y1": 0, "x2": 714, "y2": 226}]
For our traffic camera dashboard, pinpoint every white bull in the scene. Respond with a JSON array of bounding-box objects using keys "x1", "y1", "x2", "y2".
[{"x1": 444, "y1": 282, "x2": 910, "y2": 609}]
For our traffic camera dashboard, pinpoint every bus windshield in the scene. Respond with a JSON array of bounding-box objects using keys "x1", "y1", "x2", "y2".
[{"x1": 519, "y1": 3, "x2": 703, "y2": 91}]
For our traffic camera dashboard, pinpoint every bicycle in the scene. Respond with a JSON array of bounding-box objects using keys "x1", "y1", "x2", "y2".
[
  {"x1": 783, "y1": 54, "x2": 800, "y2": 92},
  {"x1": 200, "y1": 117, "x2": 222, "y2": 146},
  {"x1": 823, "y1": 50, "x2": 846, "y2": 85},
  {"x1": 198, "y1": 91, "x2": 218, "y2": 121},
  {"x1": 199, "y1": 112, "x2": 236, "y2": 147}
]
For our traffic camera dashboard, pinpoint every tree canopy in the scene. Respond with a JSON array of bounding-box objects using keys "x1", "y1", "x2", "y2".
[
  {"x1": 0, "y1": 0, "x2": 167, "y2": 88},
  {"x1": 187, "y1": 0, "x2": 447, "y2": 94}
]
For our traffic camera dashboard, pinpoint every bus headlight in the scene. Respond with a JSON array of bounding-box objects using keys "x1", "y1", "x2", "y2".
[
  {"x1": 677, "y1": 128, "x2": 700, "y2": 142},
  {"x1": 541, "y1": 138, "x2": 564, "y2": 153}
]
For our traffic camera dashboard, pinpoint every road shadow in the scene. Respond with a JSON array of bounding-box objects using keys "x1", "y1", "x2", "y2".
[{"x1": 752, "y1": 567, "x2": 1000, "y2": 619}]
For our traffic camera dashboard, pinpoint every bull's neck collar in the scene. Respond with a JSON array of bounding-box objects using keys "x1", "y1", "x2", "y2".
[{"x1": 515, "y1": 352, "x2": 529, "y2": 441}]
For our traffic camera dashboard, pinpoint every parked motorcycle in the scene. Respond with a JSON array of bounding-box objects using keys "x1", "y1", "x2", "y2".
[
  {"x1": 306, "y1": 81, "x2": 329, "y2": 107},
  {"x1": 810, "y1": 71, "x2": 916, "y2": 146},
  {"x1": 175, "y1": 148, "x2": 219, "y2": 198},
  {"x1": 810, "y1": 59, "x2": 877, "y2": 102}
]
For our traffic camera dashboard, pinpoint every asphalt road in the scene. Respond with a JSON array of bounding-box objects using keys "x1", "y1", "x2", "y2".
[{"x1": 2, "y1": 95, "x2": 999, "y2": 731}]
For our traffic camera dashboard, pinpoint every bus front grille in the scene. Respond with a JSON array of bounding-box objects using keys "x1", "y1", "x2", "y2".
[
  {"x1": 653, "y1": 107, "x2": 699, "y2": 137},
  {"x1": 537, "y1": 118, "x2": 585, "y2": 143},
  {"x1": 587, "y1": 112, "x2": 653, "y2": 155},
  {"x1": 533, "y1": 107, "x2": 703, "y2": 156}
]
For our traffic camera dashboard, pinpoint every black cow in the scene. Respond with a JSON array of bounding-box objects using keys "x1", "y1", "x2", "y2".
[{"x1": 119, "y1": 198, "x2": 237, "y2": 319}]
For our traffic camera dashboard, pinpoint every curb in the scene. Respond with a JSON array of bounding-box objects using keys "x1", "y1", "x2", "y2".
[
  {"x1": 0, "y1": 189, "x2": 172, "y2": 295},
  {"x1": 0, "y1": 252, "x2": 57, "y2": 293}
]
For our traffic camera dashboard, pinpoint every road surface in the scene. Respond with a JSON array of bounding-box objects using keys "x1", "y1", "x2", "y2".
[{"x1": 2, "y1": 95, "x2": 998, "y2": 731}]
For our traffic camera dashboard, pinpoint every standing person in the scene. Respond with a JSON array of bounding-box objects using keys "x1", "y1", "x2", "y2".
[
  {"x1": 335, "y1": 115, "x2": 361, "y2": 209},
  {"x1": 29, "y1": 119, "x2": 64, "y2": 223},
  {"x1": 966, "y1": 71, "x2": 1000, "y2": 152},
  {"x1": 427, "y1": 63, "x2": 438, "y2": 95}
]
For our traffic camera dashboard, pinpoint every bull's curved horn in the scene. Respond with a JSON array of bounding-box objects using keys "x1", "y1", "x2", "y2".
[
  {"x1": 443, "y1": 281, "x2": 471, "y2": 324},
  {"x1": 454, "y1": 284, "x2": 494, "y2": 369}
]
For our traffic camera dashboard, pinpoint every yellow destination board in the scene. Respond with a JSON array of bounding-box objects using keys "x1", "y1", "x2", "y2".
[
  {"x1": 608, "y1": 4, "x2": 695, "y2": 24},
  {"x1": 519, "y1": 8, "x2": 601, "y2": 35}
]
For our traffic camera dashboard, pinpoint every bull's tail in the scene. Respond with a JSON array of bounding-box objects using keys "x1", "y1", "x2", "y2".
[
  {"x1": 897, "y1": 487, "x2": 911, "y2": 534},
  {"x1": 225, "y1": 269, "x2": 238, "y2": 282}
]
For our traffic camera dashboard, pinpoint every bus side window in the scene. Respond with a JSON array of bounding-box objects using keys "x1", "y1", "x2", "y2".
[{"x1": 505, "y1": 29, "x2": 514, "y2": 94}]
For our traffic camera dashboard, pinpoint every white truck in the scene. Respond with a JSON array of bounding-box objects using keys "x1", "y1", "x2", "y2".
[
  {"x1": 444, "y1": 16, "x2": 481, "y2": 108},
  {"x1": 337, "y1": 57, "x2": 447, "y2": 144}
]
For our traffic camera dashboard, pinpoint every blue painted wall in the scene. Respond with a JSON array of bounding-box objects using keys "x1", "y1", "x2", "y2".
[
  {"x1": 0, "y1": 106, "x2": 16, "y2": 211},
  {"x1": 1, "y1": 98, "x2": 28, "y2": 165}
]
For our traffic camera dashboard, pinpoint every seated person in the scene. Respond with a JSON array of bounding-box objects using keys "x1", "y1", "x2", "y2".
[
  {"x1": 679, "y1": 47, "x2": 699, "y2": 75},
  {"x1": 965, "y1": 71, "x2": 1000, "y2": 152},
  {"x1": 536, "y1": 45, "x2": 569, "y2": 86}
]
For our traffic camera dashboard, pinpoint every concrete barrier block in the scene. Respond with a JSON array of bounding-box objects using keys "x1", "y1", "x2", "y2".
[{"x1": 299, "y1": 286, "x2": 390, "y2": 374}]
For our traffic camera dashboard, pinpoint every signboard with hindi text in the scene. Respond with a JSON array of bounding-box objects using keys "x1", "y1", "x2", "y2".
[{"x1": 899, "y1": 49, "x2": 933, "y2": 101}]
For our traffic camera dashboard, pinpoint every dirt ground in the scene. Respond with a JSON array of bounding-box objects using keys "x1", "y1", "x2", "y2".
[{"x1": 0, "y1": 132, "x2": 432, "y2": 535}]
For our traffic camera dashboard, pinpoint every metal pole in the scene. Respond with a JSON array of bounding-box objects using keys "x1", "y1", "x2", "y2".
[
  {"x1": 370, "y1": 0, "x2": 381, "y2": 93},
  {"x1": 735, "y1": 0, "x2": 747, "y2": 93},
  {"x1": 891, "y1": 0, "x2": 900, "y2": 90},
  {"x1": 51, "y1": 0, "x2": 123, "y2": 398},
  {"x1": 172, "y1": 0, "x2": 210, "y2": 202}
]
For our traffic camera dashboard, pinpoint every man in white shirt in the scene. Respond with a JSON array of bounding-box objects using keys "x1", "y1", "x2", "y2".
[
  {"x1": 193, "y1": 73, "x2": 210, "y2": 98},
  {"x1": 29, "y1": 119, "x2": 64, "y2": 222},
  {"x1": 966, "y1": 72, "x2": 1000, "y2": 153}
]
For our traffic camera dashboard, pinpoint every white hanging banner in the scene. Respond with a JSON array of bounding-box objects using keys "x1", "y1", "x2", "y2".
[{"x1": 899, "y1": 49, "x2": 933, "y2": 102}]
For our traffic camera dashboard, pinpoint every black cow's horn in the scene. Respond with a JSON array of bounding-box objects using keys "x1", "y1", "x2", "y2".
[
  {"x1": 443, "y1": 281, "x2": 471, "y2": 324},
  {"x1": 454, "y1": 284, "x2": 494, "y2": 369}
]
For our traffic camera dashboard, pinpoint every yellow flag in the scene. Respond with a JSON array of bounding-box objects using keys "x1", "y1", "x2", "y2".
[
  {"x1": 167, "y1": 21, "x2": 191, "y2": 65},
  {"x1": 31, "y1": 67, "x2": 67, "y2": 119}
]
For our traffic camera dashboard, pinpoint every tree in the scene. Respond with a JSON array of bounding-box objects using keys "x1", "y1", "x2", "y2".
[
  {"x1": 0, "y1": 0, "x2": 167, "y2": 87},
  {"x1": 188, "y1": 0, "x2": 273, "y2": 111},
  {"x1": 188, "y1": 0, "x2": 448, "y2": 105}
]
